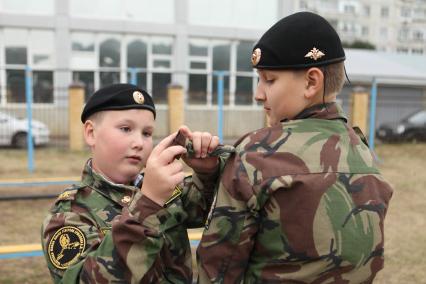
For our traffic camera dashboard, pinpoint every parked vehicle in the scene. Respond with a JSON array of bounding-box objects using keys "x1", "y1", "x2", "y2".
[
  {"x1": 376, "y1": 109, "x2": 426, "y2": 142},
  {"x1": 0, "y1": 111, "x2": 50, "y2": 148}
]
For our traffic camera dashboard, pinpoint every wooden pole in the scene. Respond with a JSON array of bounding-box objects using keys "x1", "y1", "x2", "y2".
[
  {"x1": 167, "y1": 84, "x2": 184, "y2": 134},
  {"x1": 350, "y1": 86, "x2": 369, "y2": 136},
  {"x1": 68, "y1": 82, "x2": 85, "y2": 151}
]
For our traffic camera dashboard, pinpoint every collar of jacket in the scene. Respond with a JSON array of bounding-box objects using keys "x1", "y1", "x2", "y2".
[
  {"x1": 80, "y1": 159, "x2": 139, "y2": 206},
  {"x1": 284, "y1": 102, "x2": 348, "y2": 122}
]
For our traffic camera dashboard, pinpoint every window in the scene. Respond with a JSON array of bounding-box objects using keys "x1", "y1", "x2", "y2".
[
  {"x1": 100, "y1": 72, "x2": 120, "y2": 88},
  {"x1": 399, "y1": 28, "x2": 409, "y2": 41},
  {"x1": 188, "y1": 39, "x2": 209, "y2": 104},
  {"x1": 127, "y1": 40, "x2": 147, "y2": 68},
  {"x1": 401, "y1": 7, "x2": 411, "y2": 18},
  {"x1": 236, "y1": 41, "x2": 253, "y2": 72},
  {"x1": 33, "y1": 71, "x2": 53, "y2": 103},
  {"x1": 151, "y1": 37, "x2": 173, "y2": 103},
  {"x1": 344, "y1": 4, "x2": 355, "y2": 14},
  {"x1": 6, "y1": 70, "x2": 26, "y2": 103},
  {"x1": 187, "y1": 39, "x2": 257, "y2": 107},
  {"x1": 236, "y1": 41, "x2": 255, "y2": 105},
  {"x1": 381, "y1": 7, "x2": 389, "y2": 18},
  {"x1": 71, "y1": 32, "x2": 96, "y2": 69},
  {"x1": 70, "y1": 33, "x2": 174, "y2": 104},
  {"x1": 412, "y1": 48, "x2": 423, "y2": 54},
  {"x1": 235, "y1": 77, "x2": 253, "y2": 105},
  {"x1": 212, "y1": 42, "x2": 230, "y2": 105},
  {"x1": 413, "y1": 31, "x2": 423, "y2": 41},
  {"x1": 72, "y1": 72, "x2": 95, "y2": 101},
  {"x1": 362, "y1": 26, "x2": 369, "y2": 36},
  {"x1": 363, "y1": 5, "x2": 370, "y2": 16},
  {"x1": 127, "y1": 39, "x2": 148, "y2": 89},
  {"x1": 397, "y1": 47, "x2": 409, "y2": 53},
  {"x1": 72, "y1": 33, "x2": 95, "y2": 52},
  {"x1": 188, "y1": 74, "x2": 207, "y2": 104},
  {"x1": 380, "y1": 27, "x2": 388, "y2": 39},
  {"x1": 3, "y1": 28, "x2": 54, "y2": 104},
  {"x1": 152, "y1": 73, "x2": 171, "y2": 104},
  {"x1": 299, "y1": 0, "x2": 308, "y2": 9},
  {"x1": 5, "y1": 47, "x2": 27, "y2": 65},
  {"x1": 127, "y1": 72, "x2": 147, "y2": 90},
  {"x1": 99, "y1": 36, "x2": 121, "y2": 88},
  {"x1": 31, "y1": 30, "x2": 54, "y2": 67},
  {"x1": 99, "y1": 38, "x2": 120, "y2": 67}
]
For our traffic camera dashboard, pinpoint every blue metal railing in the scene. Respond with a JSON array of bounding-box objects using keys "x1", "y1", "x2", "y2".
[{"x1": 25, "y1": 66, "x2": 35, "y2": 173}]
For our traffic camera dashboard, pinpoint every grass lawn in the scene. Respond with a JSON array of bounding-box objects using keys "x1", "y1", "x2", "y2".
[{"x1": 0, "y1": 144, "x2": 425, "y2": 283}]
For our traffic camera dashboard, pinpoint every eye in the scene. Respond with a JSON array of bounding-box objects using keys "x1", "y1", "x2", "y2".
[
  {"x1": 143, "y1": 130, "x2": 153, "y2": 137},
  {"x1": 265, "y1": 77, "x2": 275, "y2": 84},
  {"x1": 120, "y1": 126, "x2": 131, "y2": 133}
]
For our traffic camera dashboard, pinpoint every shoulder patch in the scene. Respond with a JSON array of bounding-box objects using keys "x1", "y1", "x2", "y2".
[
  {"x1": 55, "y1": 185, "x2": 83, "y2": 203},
  {"x1": 48, "y1": 226, "x2": 86, "y2": 270}
]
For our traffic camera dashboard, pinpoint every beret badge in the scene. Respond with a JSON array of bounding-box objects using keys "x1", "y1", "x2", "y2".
[
  {"x1": 251, "y1": 48, "x2": 262, "y2": 66},
  {"x1": 304, "y1": 47, "x2": 325, "y2": 61},
  {"x1": 133, "y1": 91, "x2": 145, "y2": 104}
]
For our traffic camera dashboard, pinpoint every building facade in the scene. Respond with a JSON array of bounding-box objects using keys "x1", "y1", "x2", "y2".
[
  {"x1": 0, "y1": 0, "x2": 425, "y2": 140},
  {"x1": 291, "y1": 0, "x2": 426, "y2": 54}
]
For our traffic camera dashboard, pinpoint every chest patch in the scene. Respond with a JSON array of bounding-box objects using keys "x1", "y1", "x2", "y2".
[
  {"x1": 48, "y1": 226, "x2": 86, "y2": 270},
  {"x1": 164, "y1": 185, "x2": 183, "y2": 207}
]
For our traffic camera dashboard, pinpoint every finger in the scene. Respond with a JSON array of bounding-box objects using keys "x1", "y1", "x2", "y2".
[
  {"x1": 178, "y1": 125, "x2": 192, "y2": 140},
  {"x1": 159, "y1": 145, "x2": 187, "y2": 164},
  {"x1": 170, "y1": 171, "x2": 186, "y2": 187},
  {"x1": 151, "y1": 132, "x2": 178, "y2": 156},
  {"x1": 167, "y1": 159, "x2": 184, "y2": 175},
  {"x1": 200, "y1": 132, "x2": 212, "y2": 158},
  {"x1": 192, "y1": 132, "x2": 202, "y2": 158},
  {"x1": 208, "y1": 136, "x2": 220, "y2": 153}
]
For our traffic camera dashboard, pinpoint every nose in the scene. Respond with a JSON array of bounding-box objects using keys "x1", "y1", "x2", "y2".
[
  {"x1": 132, "y1": 133, "x2": 144, "y2": 150},
  {"x1": 254, "y1": 83, "x2": 266, "y2": 103}
]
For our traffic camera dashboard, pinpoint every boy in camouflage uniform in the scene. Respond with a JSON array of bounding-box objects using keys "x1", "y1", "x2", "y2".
[
  {"x1": 197, "y1": 12, "x2": 393, "y2": 283},
  {"x1": 41, "y1": 83, "x2": 220, "y2": 283}
]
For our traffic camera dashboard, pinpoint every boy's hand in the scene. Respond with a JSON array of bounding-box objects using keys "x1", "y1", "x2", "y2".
[
  {"x1": 141, "y1": 132, "x2": 187, "y2": 206},
  {"x1": 178, "y1": 126, "x2": 220, "y2": 174}
]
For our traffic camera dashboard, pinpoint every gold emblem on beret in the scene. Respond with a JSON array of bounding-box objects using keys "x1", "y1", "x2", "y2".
[
  {"x1": 305, "y1": 47, "x2": 325, "y2": 61},
  {"x1": 251, "y1": 48, "x2": 262, "y2": 66},
  {"x1": 48, "y1": 226, "x2": 86, "y2": 270},
  {"x1": 133, "y1": 91, "x2": 145, "y2": 104}
]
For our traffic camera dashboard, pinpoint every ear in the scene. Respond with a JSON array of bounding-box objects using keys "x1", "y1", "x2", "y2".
[
  {"x1": 304, "y1": 67, "x2": 324, "y2": 100},
  {"x1": 83, "y1": 120, "x2": 96, "y2": 147}
]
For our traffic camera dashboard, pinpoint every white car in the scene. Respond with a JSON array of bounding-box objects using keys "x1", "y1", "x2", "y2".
[{"x1": 0, "y1": 111, "x2": 50, "y2": 148}]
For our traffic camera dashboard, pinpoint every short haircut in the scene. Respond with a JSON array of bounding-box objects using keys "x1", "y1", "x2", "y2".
[
  {"x1": 85, "y1": 111, "x2": 105, "y2": 124},
  {"x1": 322, "y1": 62, "x2": 345, "y2": 96}
]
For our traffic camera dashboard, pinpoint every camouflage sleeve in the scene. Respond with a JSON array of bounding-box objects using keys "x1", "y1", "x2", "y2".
[
  {"x1": 197, "y1": 153, "x2": 259, "y2": 283},
  {"x1": 180, "y1": 157, "x2": 225, "y2": 228},
  {"x1": 42, "y1": 191, "x2": 190, "y2": 283}
]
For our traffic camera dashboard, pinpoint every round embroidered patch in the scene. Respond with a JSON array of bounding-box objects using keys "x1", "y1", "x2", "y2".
[{"x1": 48, "y1": 226, "x2": 86, "y2": 270}]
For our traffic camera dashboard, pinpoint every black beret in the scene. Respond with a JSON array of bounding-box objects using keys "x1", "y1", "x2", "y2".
[
  {"x1": 81, "y1": 83, "x2": 156, "y2": 123},
  {"x1": 251, "y1": 12, "x2": 345, "y2": 69}
]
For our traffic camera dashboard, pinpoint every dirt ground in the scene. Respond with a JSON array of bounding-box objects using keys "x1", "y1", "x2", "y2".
[{"x1": 0, "y1": 144, "x2": 425, "y2": 283}]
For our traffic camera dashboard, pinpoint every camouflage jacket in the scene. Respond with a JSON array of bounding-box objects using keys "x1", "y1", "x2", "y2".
[
  {"x1": 41, "y1": 160, "x2": 218, "y2": 283},
  {"x1": 197, "y1": 102, "x2": 394, "y2": 284}
]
